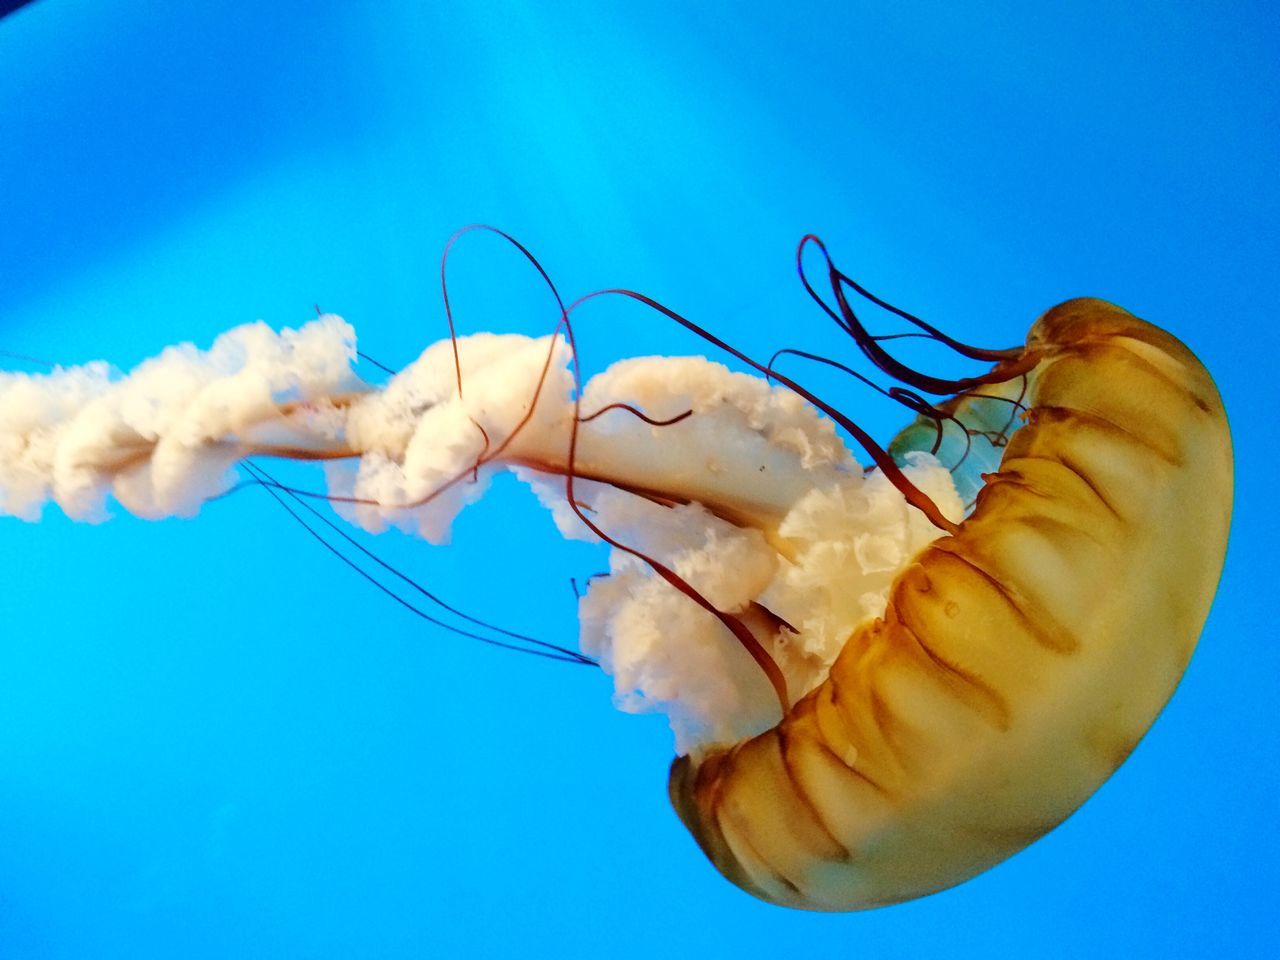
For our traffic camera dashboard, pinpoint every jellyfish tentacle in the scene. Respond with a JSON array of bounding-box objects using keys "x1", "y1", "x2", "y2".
[{"x1": 241, "y1": 460, "x2": 595, "y2": 665}]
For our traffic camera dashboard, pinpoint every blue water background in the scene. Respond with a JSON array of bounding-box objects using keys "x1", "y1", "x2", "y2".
[{"x1": 1, "y1": 2, "x2": 1276, "y2": 956}]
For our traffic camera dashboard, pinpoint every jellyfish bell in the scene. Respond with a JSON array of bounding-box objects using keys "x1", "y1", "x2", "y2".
[
  {"x1": 670, "y1": 296, "x2": 1232, "y2": 909},
  {"x1": 0, "y1": 236, "x2": 1232, "y2": 912}
]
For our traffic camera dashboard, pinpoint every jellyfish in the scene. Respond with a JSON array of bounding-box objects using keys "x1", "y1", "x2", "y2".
[{"x1": 0, "y1": 231, "x2": 1232, "y2": 911}]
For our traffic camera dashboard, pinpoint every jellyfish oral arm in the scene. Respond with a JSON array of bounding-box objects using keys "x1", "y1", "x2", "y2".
[{"x1": 0, "y1": 317, "x2": 963, "y2": 757}]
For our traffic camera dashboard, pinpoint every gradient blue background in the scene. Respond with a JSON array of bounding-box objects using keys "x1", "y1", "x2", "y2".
[{"x1": 1, "y1": 2, "x2": 1276, "y2": 957}]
